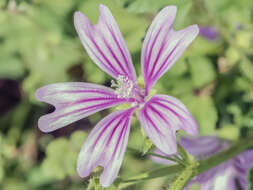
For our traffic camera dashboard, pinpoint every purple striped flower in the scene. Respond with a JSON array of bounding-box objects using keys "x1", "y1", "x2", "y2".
[
  {"x1": 152, "y1": 136, "x2": 253, "y2": 190},
  {"x1": 36, "y1": 4, "x2": 199, "y2": 187}
]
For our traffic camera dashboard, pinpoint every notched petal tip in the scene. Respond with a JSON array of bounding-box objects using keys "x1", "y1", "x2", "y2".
[
  {"x1": 38, "y1": 116, "x2": 52, "y2": 133},
  {"x1": 35, "y1": 83, "x2": 129, "y2": 133},
  {"x1": 74, "y1": 11, "x2": 91, "y2": 27},
  {"x1": 162, "y1": 5, "x2": 177, "y2": 15},
  {"x1": 77, "y1": 164, "x2": 89, "y2": 178},
  {"x1": 73, "y1": 3, "x2": 136, "y2": 81},
  {"x1": 99, "y1": 3, "x2": 108, "y2": 11},
  {"x1": 189, "y1": 24, "x2": 200, "y2": 37},
  {"x1": 35, "y1": 85, "x2": 56, "y2": 103},
  {"x1": 35, "y1": 88, "x2": 43, "y2": 102},
  {"x1": 74, "y1": 11, "x2": 82, "y2": 17},
  {"x1": 74, "y1": 11, "x2": 84, "y2": 23},
  {"x1": 182, "y1": 115, "x2": 198, "y2": 136}
]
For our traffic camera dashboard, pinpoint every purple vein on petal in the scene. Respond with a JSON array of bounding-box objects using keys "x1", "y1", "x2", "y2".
[
  {"x1": 143, "y1": 107, "x2": 163, "y2": 135},
  {"x1": 74, "y1": 6, "x2": 136, "y2": 80},
  {"x1": 100, "y1": 33, "x2": 128, "y2": 76},
  {"x1": 74, "y1": 16, "x2": 116, "y2": 75},
  {"x1": 112, "y1": 117, "x2": 130, "y2": 157},
  {"x1": 145, "y1": 26, "x2": 163, "y2": 73},
  {"x1": 149, "y1": 35, "x2": 182, "y2": 81},
  {"x1": 148, "y1": 104, "x2": 170, "y2": 125},
  {"x1": 103, "y1": 21, "x2": 134, "y2": 78},
  {"x1": 36, "y1": 82, "x2": 130, "y2": 132},
  {"x1": 51, "y1": 100, "x2": 122, "y2": 121},
  {"x1": 86, "y1": 30, "x2": 120, "y2": 75}
]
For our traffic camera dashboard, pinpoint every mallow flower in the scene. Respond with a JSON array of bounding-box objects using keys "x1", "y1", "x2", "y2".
[
  {"x1": 152, "y1": 136, "x2": 253, "y2": 190},
  {"x1": 36, "y1": 4, "x2": 199, "y2": 187}
]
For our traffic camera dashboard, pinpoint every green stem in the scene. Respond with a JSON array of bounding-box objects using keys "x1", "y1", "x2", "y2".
[
  {"x1": 167, "y1": 144, "x2": 199, "y2": 190},
  {"x1": 119, "y1": 136, "x2": 253, "y2": 189},
  {"x1": 197, "y1": 135, "x2": 253, "y2": 174},
  {"x1": 168, "y1": 163, "x2": 198, "y2": 190},
  {"x1": 148, "y1": 152, "x2": 183, "y2": 165},
  {"x1": 127, "y1": 147, "x2": 185, "y2": 165}
]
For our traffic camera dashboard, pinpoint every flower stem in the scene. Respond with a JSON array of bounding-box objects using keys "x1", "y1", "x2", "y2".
[
  {"x1": 167, "y1": 144, "x2": 199, "y2": 190},
  {"x1": 119, "y1": 135, "x2": 253, "y2": 189},
  {"x1": 127, "y1": 147, "x2": 186, "y2": 165},
  {"x1": 167, "y1": 162, "x2": 198, "y2": 190}
]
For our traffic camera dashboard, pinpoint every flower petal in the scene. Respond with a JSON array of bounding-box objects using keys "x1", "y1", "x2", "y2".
[
  {"x1": 234, "y1": 149, "x2": 253, "y2": 189},
  {"x1": 74, "y1": 4, "x2": 136, "y2": 81},
  {"x1": 141, "y1": 6, "x2": 199, "y2": 94},
  {"x1": 198, "y1": 172, "x2": 236, "y2": 190},
  {"x1": 77, "y1": 108, "x2": 136, "y2": 187},
  {"x1": 36, "y1": 82, "x2": 129, "y2": 132},
  {"x1": 138, "y1": 95, "x2": 198, "y2": 155},
  {"x1": 180, "y1": 136, "x2": 222, "y2": 158},
  {"x1": 212, "y1": 167, "x2": 237, "y2": 190},
  {"x1": 238, "y1": 149, "x2": 253, "y2": 169}
]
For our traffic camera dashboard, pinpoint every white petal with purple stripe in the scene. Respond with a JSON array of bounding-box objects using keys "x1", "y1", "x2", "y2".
[
  {"x1": 36, "y1": 82, "x2": 128, "y2": 132},
  {"x1": 141, "y1": 6, "x2": 199, "y2": 94},
  {"x1": 77, "y1": 108, "x2": 135, "y2": 187},
  {"x1": 138, "y1": 94, "x2": 198, "y2": 155},
  {"x1": 74, "y1": 5, "x2": 136, "y2": 81}
]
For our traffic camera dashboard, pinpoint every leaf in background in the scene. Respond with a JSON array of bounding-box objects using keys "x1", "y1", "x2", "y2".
[
  {"x1": 0, "y1": 136, "x2": 4, "y2": 183},
  {"x1": 236, "y1": 30, "x2": 252, "y2": 49},
  {"x1": 70, "y1": 130, "x2": 87, "y2": 151},
  {"x1": 0, "y1": 56, "x2": 25, "y2": 79},
  {"x1": 217, "y1": 125, "x2": 239, "y2": 140},
  {"x1": 35, "y1": 0, "x2": 75, "y2": 17},
  {"x1": 183, "y1": 95, "x2": 218, "y2": 135},
  {"x1": 240, "y1": 60, "x2": 253, "y2": 82},
  {"x1": 188, "y1": 37, "x2": 223, "y2": 56},
  {"x1": 166, "y1": 59, "x2": 188, "y2": 77},
  {"x1": 1, "y1": 179, "x2": 28, "y2": 190},
  {"x1": 189, "y1": 56, "x2": 216, "y2": 88},
  {"x1": 127, "y1": 0, "x2": 191, "y2": 14},
  {"x1": 41, "y1": 131, "x2": 87, "y2": 180},
  {"x1": 83, "y1": 59, "x2": 107, "y2": 84},
  {"x1": 225, "y1": 47, "x2": 240, "y2": 66}
]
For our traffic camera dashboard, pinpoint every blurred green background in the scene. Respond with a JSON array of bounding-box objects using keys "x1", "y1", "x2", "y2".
[{"x1": 1, "y1": 0, "x2": 253, "y2": 189}]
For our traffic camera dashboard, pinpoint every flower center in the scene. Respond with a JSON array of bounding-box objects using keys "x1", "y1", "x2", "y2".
[
  {"x1": 111, "y1": 75, "x2": 134, "y2": 99},
  {"x1": 111, "y1": 75, "x2": 145, "y2": 103}
]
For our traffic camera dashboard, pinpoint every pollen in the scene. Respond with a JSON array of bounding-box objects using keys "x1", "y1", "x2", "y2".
[{"x1": 111, "y1": 75, "x2": 134, "y2": 98}]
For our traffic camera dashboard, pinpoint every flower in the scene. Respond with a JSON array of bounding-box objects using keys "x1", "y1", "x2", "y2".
[
  {"x1": 199, "y1": 26, "x2": 219, "y2": 41},
  {"x1": 152, "y1": 136, "x2": 253, "y2": 190},
  {"x1": 36, "y1": 4, "x2": 199, "y2": 187}
]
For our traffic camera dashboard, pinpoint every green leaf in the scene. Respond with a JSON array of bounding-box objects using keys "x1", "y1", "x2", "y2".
[
  {"x1": 142, "y1": 138, "x2": 153, "y2": 155},
  {"x1": 0, "y1": 157, "x2": 4, "y2": 183},
  {"x1": 127, "y1": 0, "x2": 191, "y2": 14},
  {"x1": 41, "y1": 136, "x2": 81, "y2": 180},
  {"x1": 0, "y1": 56, "x2": 25, "y2": 79},
  {"x1": 240, "y1": 60, "x2": 253, "y2": 82},
  {"x1": 83, "y1": 59, "x2": 107, "y2": 84},
  {"x1": 70, "y1": 130, "x2": 87, "y2": 151},
  {"x1": 189, "y1": 38, "x2": 223, "y2": 56},
  {"x1": 189, "y1": 56, "x2": 216, "y2": 88},
  {"x1": 183, "y1": 95, "x2": 218, "y2": 135}
]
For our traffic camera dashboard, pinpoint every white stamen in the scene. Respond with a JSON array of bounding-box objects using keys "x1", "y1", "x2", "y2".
[{"x1": 111, "y1": 75, "x2": 134, "y2": 98}]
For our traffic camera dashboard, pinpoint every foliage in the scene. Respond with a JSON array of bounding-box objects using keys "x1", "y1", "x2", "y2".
[{"x1": 1, "y1": 0, "x2": 253, "y2": 189}]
